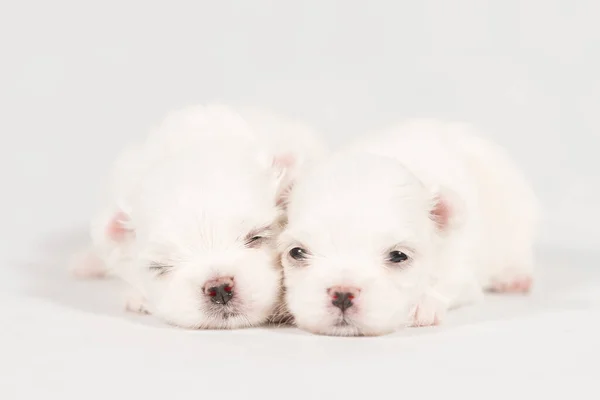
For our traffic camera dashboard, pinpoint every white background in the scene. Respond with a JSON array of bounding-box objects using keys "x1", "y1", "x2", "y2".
[{"x1": 1, "y1": 1, "x2": 599, "y2": 399}]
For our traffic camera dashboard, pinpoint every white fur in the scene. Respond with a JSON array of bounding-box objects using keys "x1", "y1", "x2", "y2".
[
  {"x1": 280, "y1": 119, "x2": 539, "y2": 336},
  {"x1": 72, "y1": 104, "x2": 326, "y2": 329}
]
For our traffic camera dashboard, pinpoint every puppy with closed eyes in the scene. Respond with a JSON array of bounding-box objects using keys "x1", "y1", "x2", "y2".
[
  {"x1": 71, "y1": 104, "x2": 325, "y2": 329},
  {"x1": 280, "y1": 119, "x2": 539, "y2": 336}
]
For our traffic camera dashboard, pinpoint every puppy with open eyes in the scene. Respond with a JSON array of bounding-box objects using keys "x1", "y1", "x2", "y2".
[
  {"x1": 280, "y1": 119, "x2": 539, "y2": 336},
  {"x1": 70, "y1": 104, "x2": 325, "y2": 329}
]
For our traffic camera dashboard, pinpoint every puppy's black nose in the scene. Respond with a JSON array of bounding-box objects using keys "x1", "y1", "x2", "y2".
[
  {"x1": 207, "y1": 283, "x2": 234, "y2": 305},
  {"x1": 331, "y1": 292, "x2": 354, "y2": 312}
]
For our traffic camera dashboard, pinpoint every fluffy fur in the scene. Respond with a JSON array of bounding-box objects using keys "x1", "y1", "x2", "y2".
[
  {"x1": 71, "y1": 104, "x2": 326, "y2": 329},
  {"x1": 280, "y1": 119, "x2": 539, "y2": 336}
]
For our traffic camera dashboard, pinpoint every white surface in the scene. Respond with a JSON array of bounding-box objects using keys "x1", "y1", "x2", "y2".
[{"x1": 1, "y1": 0, "x2": 600, "y2": 398}]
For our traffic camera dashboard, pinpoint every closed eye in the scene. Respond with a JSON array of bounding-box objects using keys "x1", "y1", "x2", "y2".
[
  {"x1": 244, "y1": 226, "x2": 273, "y2": 248},
  {"x1": 149, "y1": 262, "x2": 174, "y2": 276},
  {"x1": 246, "y1": 235, "x2": 264, "y2": 246}
]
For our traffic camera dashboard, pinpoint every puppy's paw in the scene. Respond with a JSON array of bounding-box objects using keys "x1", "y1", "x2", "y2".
[
  {"x1": 125, "y1": 292, "x2": 150, "y2": 315},
  {"x1": 488, "y1": 271, "x2": 533, "y2": 294},
  {"x1": 69, "y1": 250, "x2": 107, "y2": 279},
  {"x1": 410, "y1": 294, "x2": 447, "y2": 327}
]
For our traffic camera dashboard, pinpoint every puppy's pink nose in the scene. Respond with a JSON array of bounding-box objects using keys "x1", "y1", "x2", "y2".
[
  {"x1": 328, "y1": 286, "x2": 360, "y2": 312},
  {"x1": 204, "y1": 277, "x2": 235, "y2": 305}
]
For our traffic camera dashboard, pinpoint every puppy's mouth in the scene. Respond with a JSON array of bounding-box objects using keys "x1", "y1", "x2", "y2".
[
  {"x1": 198, "y1": 297, "x2": 251, "y2": 326},
  {"x1": 215, "y1": 310, "x2": 240, "y2": 320},
  {"x1": 322, "y1": 315, "x2": 363, "y2": 336},
  {"x1": 333, "y1": 315, "x2": 351, "y2": 327},
  {"x1": 206, "y1": 302, "x2": 243, "y2": 319},
  {"x1": 194, "y1": 307, "x2": 250, "y2": 329}
]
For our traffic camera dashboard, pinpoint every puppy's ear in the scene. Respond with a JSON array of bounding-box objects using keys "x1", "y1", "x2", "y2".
[
  {"x1": 271, "y1": 153, "x2": 296, "y2": 207},
  {"x1": 258, "y1": 149, "x2": 299, "y2": 208},
  {"x1": 429, "y1": 187, "x2": 464, "y2": 233},
  {"x1": 105, "y1": 211, "x2": 135, "y2": 242}
]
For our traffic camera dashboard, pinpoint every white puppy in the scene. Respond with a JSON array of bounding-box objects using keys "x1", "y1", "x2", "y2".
[
  {"x1": 280, "y1": 119, "x2": 539, "y2": 336},
  {"x1": 71, "y1": 104, "x2": 325, "y2": 329}
]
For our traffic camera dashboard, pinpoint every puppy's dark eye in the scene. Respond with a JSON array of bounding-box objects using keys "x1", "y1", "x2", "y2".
[
  {"x1": 289, "y1": 247, "x2": 308, "y2": 261},
  {"x1": 149, "y1": 263, "x2": 173, "y2": 276},
  {"x1": 388, "y1": 251, "x2": 408, "y2": 264}
]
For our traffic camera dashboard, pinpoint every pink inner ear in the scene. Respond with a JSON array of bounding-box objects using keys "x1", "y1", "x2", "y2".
[
  {"x1": 272, "y1": 153, "x2": 296, "y2": 169},
  {"x1": 431, "y1": 196, "x2": 452, "y2": 231},
  {"x1": 105, "y1": 211, "x2": 131, "y2": 242}
]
